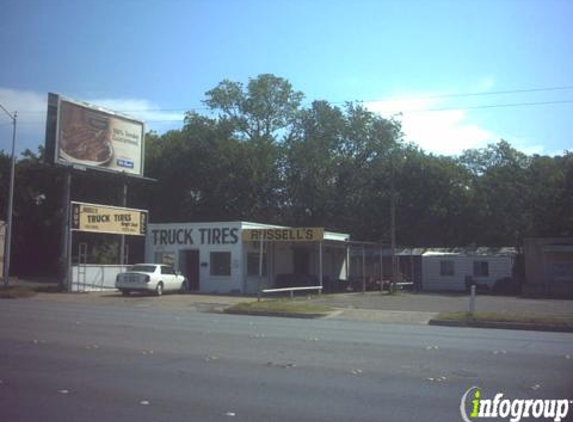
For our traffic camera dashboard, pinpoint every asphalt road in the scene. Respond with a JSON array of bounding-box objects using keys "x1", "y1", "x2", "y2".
[{"x1": 1, "y1": 299, "x2": 572, "y2": 422}]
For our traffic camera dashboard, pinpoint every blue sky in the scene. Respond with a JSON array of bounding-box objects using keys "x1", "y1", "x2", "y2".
[{"x1": 1, "y1": 0, "x2": 572, "y2": 156}]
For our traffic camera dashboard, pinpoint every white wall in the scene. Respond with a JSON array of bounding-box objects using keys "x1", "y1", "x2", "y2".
[
  {"x1": 70, "y1": 265, "x2": 128, "y2": 291},
  {"x1": 147, "y1": 222, "x2": 244, "y2": 294},
  {"x1": 146, "y1": 221, "x2": 350, "y2": 295},
  {"x1": 421, "y1": 255, "x2": 514, "y2": 291}
]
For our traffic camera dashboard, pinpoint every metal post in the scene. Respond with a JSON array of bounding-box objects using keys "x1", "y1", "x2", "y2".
[
  {"x1": 319, "y1": 241, "x2": 323, "y2": 295},
  {"x1": 67, "y1": 221, "x2": 73, "y2": 292},
  {"x1": 1, "y1": 107, "x2": 17, "y2": 288},
  {"x1": 362, "y1": 246, "x2": 366, "y2": 294},
  {"x1": 257, "y1": 238, "x2": 264, "y2": 301},
  {"x1": 410, "y1": 248, "x2": 415, "y2": 285},
  {"x1": 345, "y1": 244, "x2": 350, "y2": 284},
  {"x1": 380, "y1": 247, "x2": 384, "y2": 293},
  {"x1": 469, "y1": 285, "x2": 476, "y2": 314}
]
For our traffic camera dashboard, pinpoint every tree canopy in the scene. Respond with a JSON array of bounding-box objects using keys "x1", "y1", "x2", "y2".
[{"x1": 1, "y1": 73, "x2": 571, "y2": 276}]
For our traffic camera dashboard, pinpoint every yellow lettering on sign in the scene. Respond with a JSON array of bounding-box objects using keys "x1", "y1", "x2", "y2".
[
  {"x1": 242, "y1": 228, "x2": 324, "y2": 242},
  {"x1": 72, "y1": 202, "x2": 148, "y2": 236}
]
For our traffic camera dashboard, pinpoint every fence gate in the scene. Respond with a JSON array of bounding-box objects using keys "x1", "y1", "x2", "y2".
[{"x1": 77, "y1": 242, "x2": 88, "y2": 290}]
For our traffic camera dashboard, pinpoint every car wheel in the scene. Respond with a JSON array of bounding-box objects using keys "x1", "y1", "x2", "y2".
[
  {"x1": 155, "y1": 282, "x2": 164, "y2": 297},
  {"x1": 121, "y1": 289, "x2": 130, "y2": 297},
  {"x1": 179, "y1": 280, "x2": 188, "y2": 294}
]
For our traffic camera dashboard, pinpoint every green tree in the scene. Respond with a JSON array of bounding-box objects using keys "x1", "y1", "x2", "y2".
[
  {"x1": 459, "y1": 141, "x2": 531, "y2": 247},
  {"x1": 204, "y1": 73, "x2": 304, "y2": 141}
]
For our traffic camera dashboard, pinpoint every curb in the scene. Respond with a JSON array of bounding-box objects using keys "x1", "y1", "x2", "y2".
[{"x1": 429, "y1": 319, "x2": 573, "y2": 333}]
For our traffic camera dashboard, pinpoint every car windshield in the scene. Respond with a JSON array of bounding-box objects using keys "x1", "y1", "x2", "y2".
[{"x1": 129, "y1": 265, "x2": 156, "y2": 273}]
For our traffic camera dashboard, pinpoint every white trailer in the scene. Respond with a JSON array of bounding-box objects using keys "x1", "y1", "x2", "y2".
[{"x1": 421, "y1": 248, "x2": 516, "y2": 292}]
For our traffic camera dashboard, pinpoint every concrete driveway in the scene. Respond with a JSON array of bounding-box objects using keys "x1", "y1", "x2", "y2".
[
  {"x1": 29, "y1": 289, "x2": 254, "y2": 313},
  {"x1": 309, "y1": 291, "x2": 573, "y2": 317}
]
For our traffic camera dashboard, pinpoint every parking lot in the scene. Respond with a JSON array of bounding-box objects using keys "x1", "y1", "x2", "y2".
[
  {"x1": 20, "y1": 283, "x2": 573, "y2": 325},
  {"x1": 25, "y1": 288, "x2": 252, "y2": 313}
]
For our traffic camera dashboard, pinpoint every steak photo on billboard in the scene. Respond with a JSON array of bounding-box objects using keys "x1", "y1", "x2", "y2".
[
  {"x1": 59, "y1": 101, "x2": 114, "y2": 165},
  {"x1": 47, "y1": 94, "x2": 145, "y2": 176}
]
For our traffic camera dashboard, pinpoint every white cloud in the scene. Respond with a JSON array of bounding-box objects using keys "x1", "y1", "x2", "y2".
[
  {"x1": 0, "y1": 88, "x2": 185, "y2": 126},
  {"x1": 365, "y1": 95, "x2": 497, "y2": 155},
  {"x1": 87, "y1": 98, "x2": 184, "y2": 125},
  {"x1": 0, "y1": 88, "x2": 47, "y2": 115},
  {"x1": 0, "y1": 88, "x2": 185, "y2": 153},
  {"x1": 364, "y1": 79, "x2": 566, "y2": 157},
  {"x1": 0, "y1": 88, "x2": 47, "y2": 153}
]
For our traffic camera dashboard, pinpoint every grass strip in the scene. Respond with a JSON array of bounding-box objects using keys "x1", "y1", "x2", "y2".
[
  {"x1": 436, "y1": 311, "x2": 573, "y2": 327},
  {"x1": 0, "y1": 284, "x2": 64, "y2": 299},
  {"x1": 0, "y1": 286, "x2": 38, "y2": 299},
  {"x1": 225, "y1": 299, "x2": 333, "y2": 318}
]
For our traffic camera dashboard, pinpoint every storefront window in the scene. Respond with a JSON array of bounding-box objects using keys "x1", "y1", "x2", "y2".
[{"x1": 210, "y1": 252, "x2": 231, "y2": 276}]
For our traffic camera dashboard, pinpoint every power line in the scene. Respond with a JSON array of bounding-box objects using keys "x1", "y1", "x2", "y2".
[
  {"x1": 9, "y1": 98, "x2": 573, "y2": 123},
  {"x1": 6, "y1": 84, "x2": 573, "y2": 118},
  {"x1": 82, "y1": 84, "x2": 573, "y2": 111},
  {"x1": 394, "y1": 99, "x2": 573, "y2": 114},
  {"x1": 356, "y1": 84, "x2": 573, "y2": 103}
]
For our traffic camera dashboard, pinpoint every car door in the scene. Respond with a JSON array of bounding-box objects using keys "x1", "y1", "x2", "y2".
[{"x1": 160, "y1": 265, "x2": 178, "y2": 291}]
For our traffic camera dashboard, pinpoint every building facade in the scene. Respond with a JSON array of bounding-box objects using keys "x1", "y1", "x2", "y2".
[{"x1": 145, "y1": 221, "x2": 350, "y2": 294}]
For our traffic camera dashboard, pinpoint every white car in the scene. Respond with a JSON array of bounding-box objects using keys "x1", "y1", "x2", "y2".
[{"x1": 116, "y1": 264, "x2": 188, "y2": 296}]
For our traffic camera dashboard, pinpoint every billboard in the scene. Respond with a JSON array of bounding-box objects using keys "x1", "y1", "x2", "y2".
[
  {"x1": 45, "y1": 93, "x2": 145, "y2": 176},
  {"x1": 242, "y1": 228, "x2": 324, "y2": 242},
  {"x1": 71, "y1": 202, "x2": 148, "y2": 236}
]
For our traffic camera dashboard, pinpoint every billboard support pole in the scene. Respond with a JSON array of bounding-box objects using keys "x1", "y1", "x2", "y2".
[
  {"x1": 62, "y1": 170, "x2": 72, "y2": 292},
  {"x1": 67, "y1": 214, "x2": 73, "y2": 293},
  {"x1": 119, "y1": 176, "x2": 127, "y2": 269}
]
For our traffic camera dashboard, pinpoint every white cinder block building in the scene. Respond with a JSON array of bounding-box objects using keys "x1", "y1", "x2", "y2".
[{"x1": 145, "y1": 221, "x2": 350, "y2": 294}]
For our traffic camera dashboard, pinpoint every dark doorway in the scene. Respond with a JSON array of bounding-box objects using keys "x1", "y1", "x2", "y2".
[
  {"x1": 180, "y1": 250, "x2": 200, "y2": 291},
  {"x1": 293, "y1": 248, "x2": 310, "y2": 274}
]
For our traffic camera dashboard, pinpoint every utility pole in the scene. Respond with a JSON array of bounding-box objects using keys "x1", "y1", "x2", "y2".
[
  {"x1": 390, "y1": 162, "x2": 397, "y2": 285},
  {"x1": 1, "y1": 104, "x2": 17, "y2": 288}
]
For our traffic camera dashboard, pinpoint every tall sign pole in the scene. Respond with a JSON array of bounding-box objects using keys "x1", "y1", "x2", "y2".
[{"x1": 1, "y1": 104, "x2": 17, "y2": 288}]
